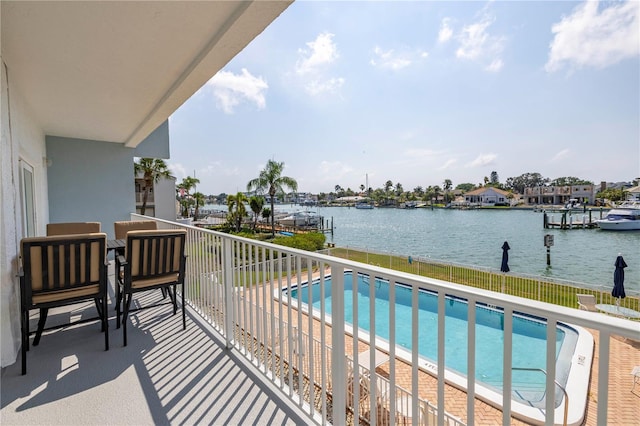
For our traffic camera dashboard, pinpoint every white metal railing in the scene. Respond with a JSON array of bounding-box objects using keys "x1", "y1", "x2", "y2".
[{"x1": 133, "y1": 214, "x2": 639, "y2": 426}]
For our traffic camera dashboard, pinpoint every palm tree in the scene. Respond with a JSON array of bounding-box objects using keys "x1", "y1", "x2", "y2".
[
  {"x1": 227, "y1": 192, "x2": 249, "y2": 232},
  {"x1": 443, "y1": 179, "x2": 453, "y2": 204},
  {"x1": 247, "y1": 160, "x2": 298, "y2": 236},
  {"x1": 134, "y1": 158, "x2": 173, "y2": 216},
  {"x1": 177, "y1": 176, "x2": 200, "y2": 217},
  {"x1": 192, "y1": 192, "x2": 205, "y2": 219},
  {"x1": 249, "y1": 195, "x2": 265, "y2": 231}
]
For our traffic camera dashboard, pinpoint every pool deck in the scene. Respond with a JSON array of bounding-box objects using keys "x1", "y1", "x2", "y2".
[{"x1": 257, "y1": 273, "x2": 640, "y2": 425}]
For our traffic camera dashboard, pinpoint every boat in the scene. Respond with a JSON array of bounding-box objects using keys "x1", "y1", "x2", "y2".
[
  {"x1": 595, "y1": 201, "x2": 640, "y2": 230},
  {"x1": 278, "y1": 211, "x2": 319, "y2": 227},
  {"x1": 355, "y1": 201, "x2": 374, "y2": 209}
]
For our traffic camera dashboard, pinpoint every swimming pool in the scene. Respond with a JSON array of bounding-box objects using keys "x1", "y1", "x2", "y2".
[{"x1": 283, "y1": 271, "x2": 593, "y2": 419}]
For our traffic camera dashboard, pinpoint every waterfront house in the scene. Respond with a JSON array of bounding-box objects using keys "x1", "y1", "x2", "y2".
[
  {"x1": 626, "y1": 185, "x2": 640, "y2": 201},
  {"x1": 464, "y1": 187, "x2": 512, "y2": 206},
  {"x1": 523, "y1": 185, "x2": 596, "y2": 206},
  {"x1": 2, "y1": 3, "x2": 637, "y2": 426}
]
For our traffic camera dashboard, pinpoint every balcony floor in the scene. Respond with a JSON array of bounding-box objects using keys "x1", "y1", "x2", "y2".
[{"x1": 1, "y1": 266, "x2": 307, "y2": 426}]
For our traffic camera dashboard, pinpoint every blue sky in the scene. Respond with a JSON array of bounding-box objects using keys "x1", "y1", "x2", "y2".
[{"x1": 167, "y1": 1, "x2": 639, "y2": 195}]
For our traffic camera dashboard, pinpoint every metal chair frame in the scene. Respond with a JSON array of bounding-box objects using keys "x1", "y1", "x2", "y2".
[
  {"x1": 19, "y1": 233, "x2": 109, "y2": 375},
  {"x1": 115, "y1": 230, "x2": 187, "y2": 346}
]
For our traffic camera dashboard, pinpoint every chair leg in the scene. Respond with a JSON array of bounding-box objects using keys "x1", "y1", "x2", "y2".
[
  {"x1": 33, "y1": 308, "x2": 49, "y2": 346},
  {"x1": 94, "y1": 298, "x2": 105, "y2": 331},
  {"x1": 21, "y1": 306, "x2": 28, "y2": 375},
  {"x1": 161, "y1": 288, "x2": 168, "y2": 299},
  {"x1": 172, "y1": 284, "x2": 178, "y2": 315},
  {"x1": 122, "y1": 293, "x2": 132, "y2": 346},
  {"x1": 116, "y1": 282, "x2": 122, "y2": 329},
  {"x1": 102, "y1": 295, "x2": 109, "y2": 351},
  {"x1": 181, "y1": 283, "x2": 186, "y2": 331}
]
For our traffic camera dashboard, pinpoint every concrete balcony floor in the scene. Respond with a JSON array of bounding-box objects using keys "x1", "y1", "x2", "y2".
[{"x1": 1, "y1": 267, "x2": 307, "y2": 426}]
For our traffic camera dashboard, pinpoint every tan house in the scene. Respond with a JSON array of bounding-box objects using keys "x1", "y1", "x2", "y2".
[{"x1": 464, "y1": 187, "x2": 512, "y2": 206}]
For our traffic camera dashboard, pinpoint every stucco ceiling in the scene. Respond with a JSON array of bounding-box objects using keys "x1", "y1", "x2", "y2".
[{"x1": 1, "y1": 1, "x2": 292, "y2": 147}]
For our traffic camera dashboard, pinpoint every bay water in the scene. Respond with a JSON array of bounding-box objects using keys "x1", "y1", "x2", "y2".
[
  {"x1": 312, "y1": 206, "x2": 639, "y2": 292},
  {"x1": 204, "y1": 203, "x2": 639, "y2": 292}
]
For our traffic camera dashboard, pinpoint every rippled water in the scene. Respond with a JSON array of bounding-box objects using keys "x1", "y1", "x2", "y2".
[{"x1": 312, "y1": 206, "x2": 639, "y2": 291}]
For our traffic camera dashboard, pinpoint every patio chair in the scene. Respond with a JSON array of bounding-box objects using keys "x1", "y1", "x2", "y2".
[
  {"x1": 116, "y1": 229, "x2": 187, "y2": 346},
  {"x1": 46, "y1": 221, "x2": 101, "y2": 236},
  {"x1": 577, "y1": 294, "x2": 597, "y2": 312},
  {"x1": 113, "y1": 220, "x2": 157, "y2": 240},
  {"x1": 19, "y1": 233, "x2": 109, "y2": 374},
  {"x1": 632, "y1": 366, "x2": 640, "y2": 393},
  {"x1": 114, "y1": 220, "x2": 166, "y2": 299}
]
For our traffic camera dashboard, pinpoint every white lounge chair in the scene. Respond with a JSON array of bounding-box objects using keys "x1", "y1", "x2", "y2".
[
  {"x1": 577, "y1": 294, "x2": 597, "y2": 312},
  {"x1": 632, "y1": 366, "x2": 640, "y2": 393}
]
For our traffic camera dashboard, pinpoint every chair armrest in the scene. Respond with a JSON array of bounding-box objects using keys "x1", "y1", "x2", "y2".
[{"x1": 117, "y1": 254, "x2": 127, "y2": 266}]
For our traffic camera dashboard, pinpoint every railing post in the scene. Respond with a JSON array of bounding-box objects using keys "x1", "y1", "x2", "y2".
[
  {"x1": 223, "y1": 237, "x2": 234, "y2": 348},
  {"x1": 330, "y1": 264, "x2": 346, "y2": 425}
]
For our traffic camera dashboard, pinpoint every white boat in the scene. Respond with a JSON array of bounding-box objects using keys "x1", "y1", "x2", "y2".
[
  {"x1": 278, "y1": 211, "x2": 319, "y2": 227},
  {"x1": 355, "y1": 201, "x2": 374, "y2": 209},
  {"x1": 595, "y1": 202, "x2": 640, "y2": 230}
]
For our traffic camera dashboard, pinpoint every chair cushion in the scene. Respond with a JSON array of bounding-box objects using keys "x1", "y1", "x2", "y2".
[
  {"x1": 114, "y1": 220, "x2": 157, "y2": 240},
  {"x1": 32, "y1": 285, "x2": 101, "y2": 304},
  {"x1": 46, "y1": 222, "x2": 101, "y2": 236},
  {"x1": 21, "y1": 233, "x2": 106, "y2": 292},
  {"x1": 132, "y1": 273, "x2": 180, "y2": 289}
]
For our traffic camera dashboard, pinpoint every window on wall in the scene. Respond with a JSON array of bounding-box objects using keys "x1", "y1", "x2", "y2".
[{"x1": 19, "y1": 159, "x2": 36, "y2": 237}]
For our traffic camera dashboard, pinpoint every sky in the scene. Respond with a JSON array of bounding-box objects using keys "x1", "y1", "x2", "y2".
[{"x1": 167, "y1": 0, "x2": 640, "y2": 196}]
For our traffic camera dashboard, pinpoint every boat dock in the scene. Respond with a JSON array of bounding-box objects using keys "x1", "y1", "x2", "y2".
[{"x1": 543, "y1": 209, "x2": 604, "y2": 229}]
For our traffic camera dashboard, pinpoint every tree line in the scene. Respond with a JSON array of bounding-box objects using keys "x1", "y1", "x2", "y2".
[{"x1": 134, "y1": 158, "x2": 638, "y2": 223}]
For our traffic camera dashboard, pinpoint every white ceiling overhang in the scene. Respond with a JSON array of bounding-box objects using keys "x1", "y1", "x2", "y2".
[{"x1": 1, "y1": 1, "x2": 292, "y2": 147}]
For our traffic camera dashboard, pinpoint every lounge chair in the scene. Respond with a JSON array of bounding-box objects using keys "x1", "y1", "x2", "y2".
[
  {"x1": 346, "y1": 355, "x2": 386, "y2": 422},
  {"x1": 19, "y1": 233, "x2": 109, "y2": 374},
  {"x1": 577, "y1": 294, "x2": 597, "y2": 312}
]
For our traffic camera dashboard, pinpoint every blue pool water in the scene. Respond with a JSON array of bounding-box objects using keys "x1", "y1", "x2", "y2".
[{"x1": 286, "y1": 272, "x2": 578, "y2": 407}]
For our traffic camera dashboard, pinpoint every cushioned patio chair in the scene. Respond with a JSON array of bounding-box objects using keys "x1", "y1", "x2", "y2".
[
  {"x1": 19, "y1": 233, "x2": 109, "y2": 374},
  {"x1": 46, "y1": 222, "x2": 101, "y2": 236},
  {"x1": 116, "y1": 229, "x2": 187, "y2": 346},
  {"x1": 113, "y1": 220, "x2": 157, "y2": 240},
  {"x1": 114, "y1": 220, "x2": 165, "y2": 299},
  {"x1": 577, "y1": 294, "x2": 597, "y2": 312}
]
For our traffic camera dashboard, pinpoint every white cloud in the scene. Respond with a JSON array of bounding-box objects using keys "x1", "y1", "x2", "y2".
[
  {"x1": 370, "y1": 46, "x2": 428, "y2": 70},
  {"x1": 296, "y1": 32, "x2": 340, "y2": 75},
  {"x1": 438, "y1": 18, "x2": 454, "y2": 43},
  {"x1": 318, "y1": 160, "x2": 354, "y2": 182},
  {"x1": 305, "y1": 77, "x2": 345, "y2": 96},
  {"x1": 551, "y1": 148, "x2": 570, "y2": 162},
  {"x1": 455, "y1": 13, "x2": 505, "y2": 72},
  {"x1": 467, "y1": 154, "x2": 497, "y2": 167},
  {"x1": 168, "y1": 162, "x2": 187, "y2": 181},
  {"x1": 438, "y1": 158, "x2": 458, "y2": 170},
  {"x1": 485, "y1": 58, "x2": 504, "y2": 72},
  {"x1": 405, "y1": 148, "x2": 439, "y2": 158},
  {"x1": 545, "y1": 1, "x2": 640, "y2": 73},
  {"x1": 295, "y1": 32, "x2": 345, "y2": 97},
  {"x1": 206, "y1": 68, "x2": 268, "y2": 114}
]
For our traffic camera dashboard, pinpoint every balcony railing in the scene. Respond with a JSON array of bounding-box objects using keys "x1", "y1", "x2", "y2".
[{"x1": 135, "y1": 214, "x2": 639, "y2": 426}]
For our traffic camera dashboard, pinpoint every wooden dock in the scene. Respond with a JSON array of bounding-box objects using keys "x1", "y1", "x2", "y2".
[{"x1": 543, "y1": 210, "x2": 602, "y2": 229}]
